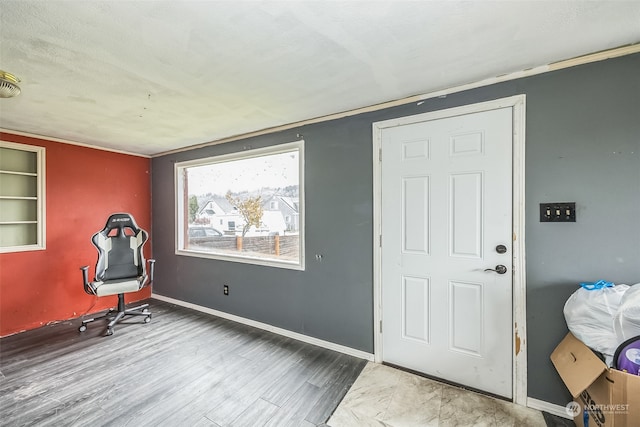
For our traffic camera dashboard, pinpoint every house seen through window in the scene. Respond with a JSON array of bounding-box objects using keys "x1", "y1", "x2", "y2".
[{"x1": 175, "y1": 141, "x2": 304, "y2": 270}]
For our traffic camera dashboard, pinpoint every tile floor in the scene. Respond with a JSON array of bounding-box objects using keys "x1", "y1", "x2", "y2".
[{"x1": 328, "y1": 362, "x2": 547, "y2": 427}]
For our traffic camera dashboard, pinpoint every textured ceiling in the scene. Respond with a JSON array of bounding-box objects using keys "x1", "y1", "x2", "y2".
[{"x1": 0, "y1": 1, "x2": 639, "y2": 156}]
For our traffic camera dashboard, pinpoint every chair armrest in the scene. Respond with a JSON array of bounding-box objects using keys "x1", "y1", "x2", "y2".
[
  {"x1": 80, "y1": 265, "x2": 92, "y2": 294},
  {"x1": 147, "y1": 259, "x2": 156, "y2": 286}
]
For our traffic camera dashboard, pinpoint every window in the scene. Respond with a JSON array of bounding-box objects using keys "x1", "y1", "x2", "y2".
[
  {"x1": 176, "y1": 141, "x2": 304, "y2": 270},
  {"x1": 0, "y1": 141, "x2": 46, "y2": 252}
]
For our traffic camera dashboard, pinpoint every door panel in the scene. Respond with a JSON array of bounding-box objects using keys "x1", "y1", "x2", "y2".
[
  {"x1": 450, "y1": 172, "x2": 483, "y2": 258},
  {"x1": 402, "y1": 176, "x2": 429, "y2": 254},
  {"x1": 449, "y1": 280, "x2": 483, "y2": 355},
  {"x1": 402, "y1": 275, "x2": 430, "y2": 343}
]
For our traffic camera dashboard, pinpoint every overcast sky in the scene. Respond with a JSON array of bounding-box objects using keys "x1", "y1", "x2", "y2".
[{"x1": 188, "y1": 150, "x2": 299, "y2": 196}]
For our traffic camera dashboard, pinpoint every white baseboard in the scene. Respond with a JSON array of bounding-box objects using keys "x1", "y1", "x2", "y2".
[
  {"x1": 527, "y1": 397, "x2": 572, "y2": 419},
  {"x1": 151, "y1": 293, "x2": 375, "y2": 362}
]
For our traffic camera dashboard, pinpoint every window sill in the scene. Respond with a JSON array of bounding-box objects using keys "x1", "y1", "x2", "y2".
[{"x1": 175, "y1": 248, "x2": 305, "y2": 271}]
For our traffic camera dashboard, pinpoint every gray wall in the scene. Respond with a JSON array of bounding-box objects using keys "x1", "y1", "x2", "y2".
[{"x1": 151, "y1": 53, "x2": 640, "y2": 406}]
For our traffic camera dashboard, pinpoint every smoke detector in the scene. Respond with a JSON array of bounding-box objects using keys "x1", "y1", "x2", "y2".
[{"x1": 0, "y1": 70, "x2": 21, "y2": 98}]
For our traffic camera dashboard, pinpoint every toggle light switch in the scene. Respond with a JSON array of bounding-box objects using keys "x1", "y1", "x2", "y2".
[{"x1": 540, "y1": 202, "x2": 576, "y2": 222}]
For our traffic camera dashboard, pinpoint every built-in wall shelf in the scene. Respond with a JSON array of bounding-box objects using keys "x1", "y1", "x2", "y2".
[{"x1": 0, "y1": 141, "x2": 46, "y2": 252}]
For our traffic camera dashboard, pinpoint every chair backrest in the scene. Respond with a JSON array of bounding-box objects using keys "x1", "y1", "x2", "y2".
[{"x1": 92, "y1": 213, "x2": 149, "y2": 282}]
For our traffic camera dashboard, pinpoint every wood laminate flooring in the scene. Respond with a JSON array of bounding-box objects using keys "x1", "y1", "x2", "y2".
[{"x1": 0, "y1": 299, "x2": 367, "y2": 427}]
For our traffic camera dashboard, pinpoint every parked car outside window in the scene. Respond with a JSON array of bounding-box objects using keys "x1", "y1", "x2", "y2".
[{"x1": 188, "y1": 226, "x2": 223, "y2": 244}]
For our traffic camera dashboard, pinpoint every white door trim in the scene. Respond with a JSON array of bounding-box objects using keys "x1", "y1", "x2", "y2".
[{"x1": 372, "y1": 95, "x2": 527, "y2": 405}]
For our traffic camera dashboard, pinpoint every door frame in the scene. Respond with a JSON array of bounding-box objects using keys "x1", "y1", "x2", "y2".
[{"x1": 372, "y1": 95, "x2": 527, "y2": 405}]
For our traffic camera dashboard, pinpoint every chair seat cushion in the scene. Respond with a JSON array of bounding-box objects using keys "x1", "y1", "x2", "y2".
[{"x1": 91, "y1": 278, "x2": 143, "y2": 296}]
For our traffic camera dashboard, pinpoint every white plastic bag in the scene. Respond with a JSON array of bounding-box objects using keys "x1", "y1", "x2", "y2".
[
  {"x1": 614, "y1": 283, "x2": 640, "y2": 342},
  {"x1": 564, "y1": 281, "x2": 629, "y2": 359}
]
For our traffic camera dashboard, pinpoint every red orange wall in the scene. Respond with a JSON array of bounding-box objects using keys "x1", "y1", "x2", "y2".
[{"x1": 0, "y1": 132, "x2": 152, "y2": 337}]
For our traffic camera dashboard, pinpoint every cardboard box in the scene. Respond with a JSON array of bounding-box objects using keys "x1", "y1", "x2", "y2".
[{"x1": 551, "y1": 332, "x2": 640, "y2": 427}]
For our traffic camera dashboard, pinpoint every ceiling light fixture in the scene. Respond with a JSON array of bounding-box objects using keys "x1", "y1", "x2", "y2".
[{"x1": 0, "y1": 70, "x2": 21, "y2": 98}]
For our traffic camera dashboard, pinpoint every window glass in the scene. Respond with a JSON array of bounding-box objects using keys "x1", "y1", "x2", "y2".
[{"x1": 175, "y1": 141, "x2": 304, "y2": 270}]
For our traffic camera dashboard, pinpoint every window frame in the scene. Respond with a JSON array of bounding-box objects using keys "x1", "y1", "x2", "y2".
[
  {"x1": 174, "y1": 140, "x2": 305, "y2": 270},
  {"x1": 0, "y1": 140, "x2": 46, "y2": 253}
]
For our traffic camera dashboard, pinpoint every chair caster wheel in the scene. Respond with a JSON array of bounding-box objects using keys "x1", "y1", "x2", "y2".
[
  {"x1": 142, "y1": 308, "x2": 150, "y2": 314},
  {"x1": 144, "y1": 316, "x2": 151, "y2": 323},
  {"x1": 79, "y1": 325, "x2": 87, "y2": 332},
  {"x1": 106, "y1": 328, "x2": 114, "y2": 336}
]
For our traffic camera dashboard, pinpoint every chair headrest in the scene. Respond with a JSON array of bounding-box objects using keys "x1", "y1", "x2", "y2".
[{"x1": 102, "y1": 213, "x2": 142, "y2": 236}]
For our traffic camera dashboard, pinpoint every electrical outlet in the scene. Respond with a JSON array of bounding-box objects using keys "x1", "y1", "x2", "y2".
[{"x1": 223, "y1": 285, "x2": 229, "y2": 296}]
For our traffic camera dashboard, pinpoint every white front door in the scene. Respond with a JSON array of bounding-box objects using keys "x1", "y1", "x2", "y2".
[{"x1": 380, "y1": 107, "x2": 513, "y2": 398}]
